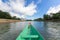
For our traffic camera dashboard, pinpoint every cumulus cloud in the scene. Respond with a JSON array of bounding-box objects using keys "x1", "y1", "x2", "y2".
[
  {"x1": 46, "y1": 5, "x2": 60, "y2": 15},
  {"x1": 0, "y1": 0, "x2": 37, "y2": 18}
]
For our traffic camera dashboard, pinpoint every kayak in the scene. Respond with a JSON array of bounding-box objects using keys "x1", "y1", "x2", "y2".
[{"x1": 16, "y1": 24, "x2": 44, "y2": 40}]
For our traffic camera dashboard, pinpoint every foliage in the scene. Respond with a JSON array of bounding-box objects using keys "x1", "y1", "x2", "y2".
[
  {"x1": 12, "y1": 16, "x2": 21, "y2": 20},
  {"x1": 26, "y1": 20, "x2": 32, "y2": 21},
  {"x1": 43, "y1": 14, "x2": 52, "y2": 20},
  {"x1": 34, "y1": 18, "x2": 43, "y2": 21},
  {"x1": 0, "y1": 10, "x2": 12, "y2": 19},
  {"x1": 0, "y1": 10, "x2": 21, "y2": 20},
  {"x1": 43, "y1": 11, "x2": 60, "y2": 21}
]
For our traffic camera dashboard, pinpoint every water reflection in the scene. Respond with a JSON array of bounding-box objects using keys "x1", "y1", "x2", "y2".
[
  {"x1": 0, "y1": 21, "x2": 60, "y2": 40},
  {"x1": 45, "y1": 22, "x2": 60, "y2": 40},
  {"x1": 0, "y1": 23, "x2": 10, "y2": 35}
]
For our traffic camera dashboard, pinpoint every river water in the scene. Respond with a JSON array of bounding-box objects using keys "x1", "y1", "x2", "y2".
[{"x1": 0, "y1": 21, "x2": 60, "y2": 40}]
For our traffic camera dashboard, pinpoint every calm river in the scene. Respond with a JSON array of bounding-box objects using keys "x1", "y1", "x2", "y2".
[{"x1": 0, "y1": 21, "x2": 60, "y2": 40}]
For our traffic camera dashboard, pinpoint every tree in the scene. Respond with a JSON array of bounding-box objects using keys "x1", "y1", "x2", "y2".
[
  {"x1": 12, "y1": 16, "x2": 21, "y2": 20},
  {"x1": 43, "y1": 14, "x2": 51, "y2": 20},
  {"x1": 0, "y1": 10, "x2": 12, "y2": 19},
  {"x1": 12, "y1": 16, "x2": 16, "y2": 19},
  {"x1": 34, "y1": 18, "x2": 43, "y2": 21},
  {"x1": 43, "y1": 11, "x2": 60, "y2": 21},
  {"x1": 0, "y1": 10, "x2": 21, "y2": 20},
  {"x1": 52, "y1": 12, "x2": 60, "y2": 20}
]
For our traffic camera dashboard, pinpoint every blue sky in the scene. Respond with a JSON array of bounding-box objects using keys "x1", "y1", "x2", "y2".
[
  {"x1": 0, "y1": 0, "x2": 60, "y2": 20},
  {"x1": 26, "y1": 0, "x2": 60, "y2": 19}
]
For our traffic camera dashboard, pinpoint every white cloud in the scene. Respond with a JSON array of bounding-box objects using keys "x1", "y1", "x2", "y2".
[
  {"x1": 0, "y1": 0, "x2": 11, "y2": 12},
  {"x1": 46, "y1": 5, "x2": 60, "y2": 15},
  {"x1": 9, "y1": 12, "x2": 21, "y2": 18},
  {"x1": 0, "y1": 0, "x2": 37, "y2": 18}
]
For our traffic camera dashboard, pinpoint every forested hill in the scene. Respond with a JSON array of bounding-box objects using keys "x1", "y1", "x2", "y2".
[
  {"x1": 34, "y1": 11, "x2": 60, "y2": 21},
  {"x1": 44, "y1": 11, "x2": 60, "y2": 21},
  {"x1": 0, "y1": 10, "x2": 20, "y2": 20}
]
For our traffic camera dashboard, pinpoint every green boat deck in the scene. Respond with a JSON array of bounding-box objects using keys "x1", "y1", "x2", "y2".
[{"x1": 16, "y1": 24, "x2": 44, "y2": 40}]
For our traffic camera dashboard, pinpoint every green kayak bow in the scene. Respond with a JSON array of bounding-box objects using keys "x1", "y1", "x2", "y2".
[{"x1": 16, "y1": 24, "x2": 44, "y2": 40}]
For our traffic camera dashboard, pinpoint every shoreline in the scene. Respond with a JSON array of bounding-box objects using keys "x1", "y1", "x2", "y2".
[{"x1": 0, "y1": 19, "x2": 20, "y2": 24}]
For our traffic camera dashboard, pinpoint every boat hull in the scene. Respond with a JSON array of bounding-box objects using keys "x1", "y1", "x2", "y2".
[{"x1": 16, "y1": 25, "x2": 44, "y2": 40}]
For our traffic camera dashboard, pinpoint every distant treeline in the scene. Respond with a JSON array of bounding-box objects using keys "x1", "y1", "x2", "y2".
[
  {"x1": 1, "y1": 10, "x2": 60, "y2": 21},
  {"x1": 34, "y1": 11, "x2": 60, "y2": 21},
  {"x1": 26, "y1": 20, "x2": 32, "y2": 21},
  {"x1": 44, "y1": 11, "x2": 60, "y2": 21},
  {"x1": 0, "y1": 10, "x2": 20, "y2": 20},
  {"x1": 34, "y1": 18, "x2": 43, "y2": 21}
]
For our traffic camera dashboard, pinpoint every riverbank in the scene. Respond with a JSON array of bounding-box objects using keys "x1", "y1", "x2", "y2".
[{"x1": 0, "y1": 19, "x2": 20, "y2": 24}]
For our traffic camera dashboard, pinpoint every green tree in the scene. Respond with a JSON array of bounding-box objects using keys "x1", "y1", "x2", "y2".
[
  {"x1": 12, "y1": 16, "x2": 21, "y2": 20},
  {"x1": 43, "y1": 11, "x2": 60, "y2": 21},
  {"x1": 52, "y1": 12, "x2": 60, "y2": 20},
  {"x1": 43, "y1": 14, "x2": 51, "y2": 20},
  {"x1": 0, "y1": 10, "x2": 12, "y2": 19},
  {"x1": 34, "y1": 18, "x2": 43, "y2": 21}
]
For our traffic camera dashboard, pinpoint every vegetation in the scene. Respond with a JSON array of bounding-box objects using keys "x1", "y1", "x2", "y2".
[
  {"x1": 34, "y1": 11, "x2": 60, "y2": 21},
  {"x1": 43, "y1": 14, "x2": 52, "y2": 20},
  {"x1": 0, "y1": 11, "x2": 12, "y2": 19},
  {"x1": 12, "y1": 16, "x2": 21, "y2": 20},
  {"x1": 0, "y1": 10, "x2": 21, "y2": 20},
  {"x1": 34, "y1": 18, "x2": 43, "y2": 21},
  {"x1": 43, "y1": 11, "x2": 60, "y2": 21},
  {"x1": 0, "y1": 10, "x2": 60, "y2": 21},
  {"x1": 26, "y1": 20, "x2": 32, "y2": 21}
]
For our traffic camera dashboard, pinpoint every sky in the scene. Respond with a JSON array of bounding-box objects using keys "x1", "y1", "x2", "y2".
[{"x1": 0, "y1": 0, "x2": 60, "y2": 20}]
